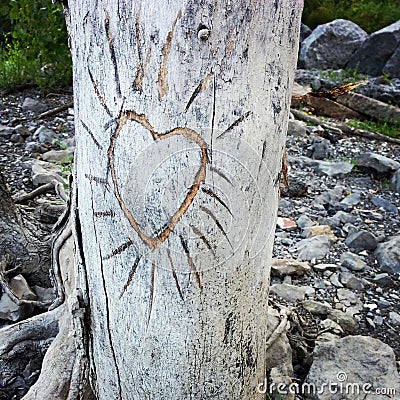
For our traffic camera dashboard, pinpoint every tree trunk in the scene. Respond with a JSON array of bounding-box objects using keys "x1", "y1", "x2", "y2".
[{"x1": 65, "y1": 1, "x2": 302, "y2": 398}]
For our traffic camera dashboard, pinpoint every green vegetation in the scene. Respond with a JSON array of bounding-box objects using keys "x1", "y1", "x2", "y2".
[
  {"x1": 347, "y1": 119, "x2": 400, "y2": 139},
  {"x1": 303, "y1": 0, "x2": 400, "y2": 33},
  {"x1": 318, "y1": 68, "x2": 367, "y2": 84},
  {"x1": 0, "y1": 0, "x2": 71, "y2": 90}
]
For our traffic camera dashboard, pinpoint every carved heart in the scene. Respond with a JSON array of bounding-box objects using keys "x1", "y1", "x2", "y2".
[{"x1": 108, "y1": 110, "x2": 207, "y2": 250}]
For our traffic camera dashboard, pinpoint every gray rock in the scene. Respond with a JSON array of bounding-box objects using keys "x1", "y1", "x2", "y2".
[
  {"x1": 270, "y1": 283, "x2": 315, "y2": 302},
  {"x1": 0, "y1": 125, "x2": 14, "y2": 138},
  {"x1": 305, "y1": 336, "x2": 400, "y2": 400},
  {"x1": 296, "y1": 215, "x2": 315, "y2": 229},
  {"x1": 327, "y1": 309, "x2": 359, "y2": 334},
  {"x1": 13, "y1": 124, "x2": 31, "y2": 137},
  {"x1": 34, "y1": 125, "x2": 57, "y2": 144},
  {"x1": 287, "y1": 119, "x2": 307, "y2": 136},
  {"x1": 0, "y1": 292, "x2": 34, "y2": 322},
  {"x1": 327, "y1": 211, "x2": 355, "y2": 227},
  {"x1": 303, "y1": 300, "x2": 332, "y2": 316},
  {"x1": 33, "y1": 285, "x2": 56, "y2": 303},
  {"x1": 383, "y1": 45, "x2": 400, "y2": 77},
  {"x1": 340, "y1": 251, "x2": 367, "y2": 271},
  {"x1": 329, "y1": 272, "x2": 343, "y2": 288},
  {"x1": 315, "y1": 185, "x2": 344, "y2": 205},
  {"x1": 22, "y1": 97, "x2": 48, "y2": 113},
  {"x1": 315, "y1": 160, "x2": 354, "y2": 178},
  {"x1": 389, "y1": 311, "x2": 400, "y2": 326},
  {"x1": 291, "y1": 235, "x2": 332, "y2": 261},
  {"x1": 374, "y1": 236, "x2": 400, "y2": 274},
  {"x1": 339, "y1": 271, "x2": 364, "y2": 291},
  {"x1": 41, "y1": 148, "x2": 74, "y2": 164},
  {"x1": 390, "y1": 169, "x2": 400, "y2": 193},
  {"x1": 271, "y1": 258, "x2": 311, "y2": 277},
  {"x1": 373, "y1": 273, "x2": 394, "y2": 287},
  {"x1": 306, "y1": 137, "x2": 332, "y2": 160},
  {"x1": 348, "y1": 20, "x2": 400, "y2": 77},
  {"x1": 300, "y1": 23, "x2": 312, "y2": 42},
  {"x1": 371, "y1": 196, "x2": 398, "y2": 214},
  {"x1": 25, "y1": 142, "x2": 48, "y2": 154},
  {"x1": 31, "y1": 160, "x2": 66, "y2": 186},
  {"x1": 337, "y1": 192, "x2": 360, "y2": 211},
  {"x1": 298, "y1": 19, "x2": 367, "y2": 69},
  {"x1": 336, "y1": 288, "x2": 363, "y2": 310},
  {"x1": 345, "y1": 230, "x2": 377, "y2": 252},
  {"x1": 313, "y1": 263, "x2": 340, "y2": 271},
  {"x1": 356, "y1": 152, "x2": 400, "y2": 177},
  {"x1": 10, "y1": 133, "x2": 24, "y2": 144},
  {"x1": 9, "y1": 274, "x2": 36, "y2": 301}
]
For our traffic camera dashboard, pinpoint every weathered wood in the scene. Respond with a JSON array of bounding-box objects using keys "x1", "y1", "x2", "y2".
[{"x1": 66, "y1": 1, "x2": 302, "y2": 398}]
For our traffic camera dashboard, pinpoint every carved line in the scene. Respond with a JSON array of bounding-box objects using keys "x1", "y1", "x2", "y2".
[
  {"x1": 167, "y1": 248, "x2": 184, "y2": 300},
  {"x1": 85, "y1": 173, "x2": 109, "y2": 187},
  {"x1": 133, "y1": 13, "x2": 143, "y2": 91},
  {"x1": 190, "y1": 224, "x2": 215, "y2": 256},
  {"x1": 179, "y1": 235, "x2": 202, "y2": 289},
  {"x1": 158, "y1": 10, "x2": 182, "y2": 100},
  {"x1": 147, "y1": 262, "x2": 155, "y2": 327},
  {"x1": 107, "y1": 109, "x2": 207, "y2": 251},
  {"x1": 199, "y1": 205, "x2": 233, "y2": 249},
  {"x1": 104, "y1": 238, "x2": 134, "y2": 260},
  {"x1": 81, "y1": 119, "x2": 103, "y2": 150},
  {"x1": 94, "y1": 209, "x2": 115, "y2": 218},
  {"x1": 202, "y1": 187, "x2": 233, "y2": 216},
  {"x1": 217, "y1": 110, "x2": 252, "y2": 139},
  {"x1": 105, "y1": 11, "x2": 121, "y2": 96},
  {"x1": 120, "y1": 255, "x2": 141, "y2": 297},
  {"x1": 88, "y1": 67, "x2": 113, "y2": 117},
  {"x1": 210, "y1": 165, "x2": 233, "y2": 186},
  {"x1": 184, "y1": 72, "x2": 213, "y2": 112}
]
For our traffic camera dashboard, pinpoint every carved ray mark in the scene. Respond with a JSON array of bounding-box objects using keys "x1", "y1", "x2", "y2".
[
  {"x1": 158, "y1": 10, "x2": 182, "y2": 100},
  {"x1": 147, "y1": 262, "x2": 155, "y2": 327},
  {"x1": 210, "y1": 74, "x2": 217, "y2": 163},
  {"x1": 120, "y1": 255, "x2": 141, "y2": 298},
  {"x1": 108, "y1": 109, "x2": 207, "y2": 250},
  {"x1": 217, "y1": 111, "x2": 252, "y2": 139},
  {"x1": 85, "y1": 173, "x2": 109, "y2": 187},
  {"x1": 184, "y1": 72, "x2": 213, "y2": 112},
  {"x1": 179, "y1": 235, "x2": 202, "y2": 289},
  {"x1": 104, "y1": 118, "x2": 117, "y2": 131},
  {"x1": 210, "y1": 165, "x2": 233, "y2": 186},
  {"x1": 202, "y1": 187, "x2": 233, "y2": 216},
  {"x1": 199, "y1": 205, "x2": 233, "y2": 249},
  {"x1": 94, "y1": 209, "x2": 115, "y2": 218},
  {"x1": 88, "y1": 67, "x2": 113, "y2": 117},
  {"x1": 167, "y1": 248, "x2": 184, "y2": 300},
  {"x1": 105, "y1": 11, "x2": 121, "y2": 96},
  {"x1": 133, "y1": 13, "x2": 143, "y2": 91},
  {"x1": 81, "y1": 119, "x2": 103, "y2": 150},
  {"x1": 190, "y1": 224, "x2": 215, "y2": 256},
  {"x1": 104, "y1": 238, "x2": 134, "y2": 260}
]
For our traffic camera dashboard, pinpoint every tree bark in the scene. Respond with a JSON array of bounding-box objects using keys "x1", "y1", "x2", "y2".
[{"x1": 65, "y1": 1, "x2": 302, "y2": 398}]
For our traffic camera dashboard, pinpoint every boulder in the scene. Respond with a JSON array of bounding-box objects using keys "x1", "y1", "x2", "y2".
[
  {"x1": 298, "y1": 19, "x2": 368, "y2": 69},
  {"x1": 22, "y1": 97, "x2": 48, "y2": 113},
  {"x1": 348, "y1": 20, "x2": 400, "y2": 77},
  {"x1": 383, "y1": 45, "x2": 400, "y2": 77},
  {"x1": 340, "y1": 252, "x2": 367, "y2": 271},
  {"x1": 305, "y1": 336, "x2": 400, "y2": 400},
  {"x1": 270, "y1": 283, "x2": 315, "y2": 302},
  {"x1": 291, "y1": 235, "x2": 332, "y2": 261},
  {"x1": 374, "y1": 236, "x2": 400, "y2": 274},
  {"x1": 300, "y1": 23, "x2": 312, "y2": 42},
  {"x1": 306, "y1": 137, "x2": 332, "y2": 160},
  {"x1": 355, "y1": 152, "x2": 400, "y2": 177},
  {"x1": 345, "y1": 230, "x2": 377, "y2": 252}
]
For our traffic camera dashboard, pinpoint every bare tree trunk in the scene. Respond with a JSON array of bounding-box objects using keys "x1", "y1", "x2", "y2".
[{"x1": 62, "y1": 1, "x2": 302, "y2": 398}]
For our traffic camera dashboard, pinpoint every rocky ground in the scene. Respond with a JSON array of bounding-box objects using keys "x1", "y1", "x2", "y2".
[{"x1": 0, "y1": 83, "x2": 399, "y2": 398}]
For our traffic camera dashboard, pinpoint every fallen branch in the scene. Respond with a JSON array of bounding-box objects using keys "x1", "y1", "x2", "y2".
[
  {"x1": 12, "y1": 179, "x2": 67, "y2": 204},
  {"x1": 290, "y1": 108, "x2": 343, "y2": 135}
]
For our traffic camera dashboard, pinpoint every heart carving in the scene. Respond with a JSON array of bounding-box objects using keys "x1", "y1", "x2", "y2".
[{"x1": 107, "y1": 110, "x2": 208, "y2": 251}]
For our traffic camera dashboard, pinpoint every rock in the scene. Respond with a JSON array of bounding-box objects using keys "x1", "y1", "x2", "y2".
[
  {"x1": 384, "y1": 45, "x2": 400, "y2": 77},
  {"x1": 319, "y1": 319, "x2": 344, "y2": 335},
  {"x1": 10, "y1": 133, "x2": 24, "y2": 144},
  {"x1": 348, "y1": 20, "x2": 400, "y2": 77},
  {"x1": 316, "y1": 332, "x2": 340, "y2": 343},
  {"x1": 290, "y1": 235, "x2": 332, "y2": 261},
  {"x1": 306, "y1": 137, "x2": 332, "y2": 160},
  {"x1": 327, "y1": 309, "x2": 359, "y2": 333},
  {"x1": 305, "y1": 336, "x2": 400, "y2": 400},
  {"x1": 326, "y1": 211, "x2": 355, "y2": 227},
  {"x1": 33, "y1": 285, "x2": 56, "y2": 303},
  {"x1": 337, "y1": 192, "x2": 361, "y2": 211},
  {"x1": 340, "y1": 251, "x2": 367, "y2": 271},
  {"x1": 41, "y1": 148, "x2": 74, "y2": 164},
  {"x1": 296, "y1": 215, "x2": 315, "y2": 229},
  {"x1": 287, "y1": 119, "x2": 307, "y2": 136},
  {"x1": 374, "y1": 236, "x2": 400, "y2": 274},
  {"x1": 301, "y1": 225, "x2": 334, "y2": 239},
  {"x1": 302, "y1": 300, "x2": 332, "y2": 316},
  {"x1": 276, "y1": 217, "x2": 297, "y2": 231},
  {"x1": 0, "y1": 292, "x2": 34, "y2": 322},
  {"x1": 371, "y1": 196, "x2": 398, "y2": 214},
  {"x1": 339, "y1": 271, "x2": 365, "y2": 291},
  {"x1": 270, "y1": 283, "x2": 315, "y2": 302},
  {"x1": 34, "y1": 125, "x2": 57, "y2": 144},
  {"x1": 300, "y1": 23, "x2": 312, "y2": 42},
  {"x1": 313, "y1": 263, "x2": 340, "y2": 271},
  {"x1": 9, "y1": 274, "x2": 37, "y2": 301},
  {"x1": 271, "y1": 258, "x2": 311, "y2": 277},
  {"x1": 373, "y1": 273, "x2": 394, "y2": 288},
  {"x1": 31, "y1": 160, "x2": 66, "y2": 186},
  {"x1": 298, "y1": 19, "x2": 368, "y2": 69},
  {"x1": 13, "y1": 124, "x2": 31, "y2": 138},
  {"x1": 389, "y1": 311, "x2": 400, "y2": 326},
  {"x1": 337, "y1": 92, "x2": 400, "y2": 125},
  {"x1": 22, "y1": 97, "x2": 48, "y2": 113},
  {"x1": 315, "y1": 185, "x2": 344, "y2": 205},
  {"x1": 329, "y1": 272, "x2": 343, "y2": 288},
  {"x1": 0, "y1": 125, "x2": 14, "y2": 138},
  {"x1": 315, "y1": 160, "x2": 354, "y2": 178},
  {"x1": 336, "y1": 288, "x2": 363, "y2": 311},
  {"x1": 281, "y1": 178, "x2": 308, "y2": 198},
  {"x1": 390, "y1": 169, "x2": 400, "y2": 193},
  {"x1": 356, "y1": 152, "x2": 400, "y2": 177},
  {"x1": 345, "y1": 230, "x2": 377, "y2": 252},
  {"x1": 25, "y1": 142, "x2": 49, "y2": 154}
]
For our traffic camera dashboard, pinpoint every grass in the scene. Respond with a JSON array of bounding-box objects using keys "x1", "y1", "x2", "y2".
[
  {"x1": 318, "y1": 68, "x2": 367, "y2": 85},
  {"x1": 346, "y1": 119, "x2": 400, "y2": 139}
]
